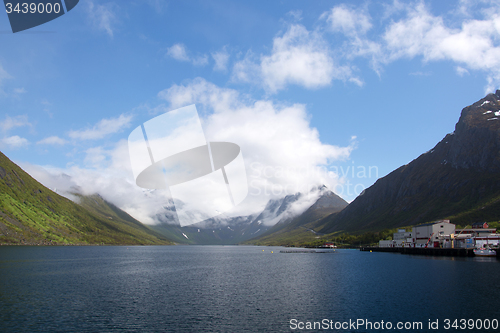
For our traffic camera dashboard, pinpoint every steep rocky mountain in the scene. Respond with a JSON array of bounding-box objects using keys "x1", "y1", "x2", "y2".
[
  {"x1": 318, "y1": 90, "x2": 500, "y2": 233},
  {"x1": 244, "y1": 186, "x2": 349, "y2": 245},
  {"x1": 0, "y1": 151, "x2": 173, "y2": 245},
  {"x1": 152, "y1": 185, "x2": 347, "y2": 244}
]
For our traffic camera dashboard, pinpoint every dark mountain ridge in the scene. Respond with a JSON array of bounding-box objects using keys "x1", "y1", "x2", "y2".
[
  {"x1": 244, "y1": 185, "x2": 348, "y2": 245},
  {"x1": 319, "y1": 90, "x2": 500, "y2": 233}
]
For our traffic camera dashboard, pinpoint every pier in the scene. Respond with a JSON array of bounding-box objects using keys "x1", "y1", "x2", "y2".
[{"x1": 360, "y1": 247, "x2": 483, "y2": 257}]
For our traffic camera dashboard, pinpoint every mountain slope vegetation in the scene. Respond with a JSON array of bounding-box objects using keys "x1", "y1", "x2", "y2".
[{"x1": 0, "y1": 152, "x2": 173, "y2": 245}]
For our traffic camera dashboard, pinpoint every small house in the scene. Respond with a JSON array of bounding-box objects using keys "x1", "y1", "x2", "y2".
[{"x1": 472, "y1": 222, "x2": 489, "y2": 229}]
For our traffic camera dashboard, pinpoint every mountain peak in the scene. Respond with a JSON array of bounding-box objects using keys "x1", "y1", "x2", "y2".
[
  {"x1": 457, "y1": 90, "x2": 500, "y2": 131},
  {"x1": 318, "y1": 91, "x2": 500, "y2": 233},
  {"x1": 448, "y1": 91, "x2": 500, "y2": 172}
]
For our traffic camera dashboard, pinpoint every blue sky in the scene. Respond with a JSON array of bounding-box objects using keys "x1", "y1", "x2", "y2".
[{"x1": 1, "y1": 0, "x2": 500, "y2": 222}]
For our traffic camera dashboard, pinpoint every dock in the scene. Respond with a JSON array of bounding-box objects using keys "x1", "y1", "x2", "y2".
[{"x1": 360, "y1": 247, "x2": 483, "y2": 257}]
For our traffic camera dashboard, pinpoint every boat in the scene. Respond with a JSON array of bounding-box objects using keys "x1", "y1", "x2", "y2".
[{"x1": 473, "y1": 245, "x2": 497, "y2": 257}]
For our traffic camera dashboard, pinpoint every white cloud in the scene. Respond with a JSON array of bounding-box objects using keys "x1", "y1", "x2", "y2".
[
  {"x1": 261, "y1": 25, "x2": 339, "y2": 92},
  {"x1": 158, "y1": 78, "x2": 354, "y2": 216},
  {"x1": 84, "y1": 146, "x2": 108, "y2": 168},
  {"x1": 86, "y1": 1, "x2": 117, "y2": 37},
  {"x1": 18, "y1": 163, "x2": 80, "y2": 202},
  {"x1": 0, "y1": 65, "x2": 11, "y2": 82},
  {"x1": 192, "y1": 54, "x2": 209, "y2": 66},
  {"x1": 37, "y1": 136, "x2": 67, "y2": 146},
  {"x1": 0, "y1": 115, "x2": 32, "y2": 149},
  {"x1": 159, "y1": 77, "x2": 241, "y2": 111},
  {"x1": 1, "y1": 135, "x2": 29, "y2": 148},
  {"x1": 1, "y1": 115, "x2": 31, "y2": 133},
  {"x1": 308, "y1": 1, "x2": 500, "y2": 91},
  {"x1": 24, "y1": 140, "x2": 175, "y2": 225},
  {"x1": 230, "y1": 51, "x2": 261, "y2": 84},
  {"x1": 232, "y1": 24, "x2": 358, "y2": 93},
  {"x1": 322, "y1": 5, "x2": 383, "y2": 75},
  {"x1": 211, "y1": 47, "x2": 230, "y2": 72},
  {"x1": 383, "y1": 2, "x2": 500, "y2": 91},
  {"x1": 68, "y1": 114, "x2": 133, "y2": 140},
  {"x1": 133, "y1": 102, "x2": 170, "y2": 115},
  {"x1": 167, "y1": 43, "x2": 190, "y2": 61},
  {"x1": 0, "y1": 64, "x2": 12, "y2": 96},
  {"x1": 323, "y1": 5, "x2": 372, "y2": 37},
  {"x1": 287, "y1": 10, "x2": 303, "y2": 22},
  {"x1": 167, "y1": 43, "x2": 208, "y2": 66},
  {"x1": 409, "y1": 71, "x2": 432, "y2": 76},
  {"x1": 456, "y1": 66, "x2": 469, "y2": 76},
  {"x1": 13, "y1": 87, "x2": 26, "y2": 95}
]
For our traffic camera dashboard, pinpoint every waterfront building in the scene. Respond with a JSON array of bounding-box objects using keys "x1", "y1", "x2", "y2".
[
  {"x1": 377, "y1": 220, "x2": 498, "y2": 249},
  {"x1": 455, "y1": 222, "x2": 498, "y2": 248},
  {"x1": 393, "y1": 229, "x2": 412, "y2": 247},
  {"x1": 412, "y1": 220, "x2": 455, "y2": 248}
]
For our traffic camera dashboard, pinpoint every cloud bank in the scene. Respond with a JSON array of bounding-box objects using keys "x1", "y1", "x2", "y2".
[{"x1": 33, "y1": 78, "x2": 354, "y2": 224}]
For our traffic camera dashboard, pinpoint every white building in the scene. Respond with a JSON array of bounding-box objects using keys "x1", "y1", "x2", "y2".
[
  {"x1": 454, "y1": 222, "x2": 499, "y2": 248},
  {"x1": 377, "y1": 220, "x2": 498, "y2": 249},
  {"x1": 412, "y1": 220, "x2": 455, "y2": 248},
  {"x1": 379, "y1": 240, "x2": 395, "y2": 248},
  {"x1": 393, "y1": 229, "x2": 413, "y2": 247},
  {"x1": 379, "y1": 229, "x2": 413, "y2": 248}
]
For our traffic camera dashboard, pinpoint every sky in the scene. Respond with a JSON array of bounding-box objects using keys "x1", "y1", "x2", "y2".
[{"x1": 1, "y1": 0, "x2": 500, "y2": 224}]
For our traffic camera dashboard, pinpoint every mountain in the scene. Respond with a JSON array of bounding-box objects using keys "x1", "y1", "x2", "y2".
[
  {"x1": 318, "y1": 90, "x2": 500, "y2": 233},
  {"x1": 151, "y1": 185, "x2": 347, "y2": 245},
  {"x1": 150, "y1": 214, "x2": 265, "y2": 245},
  {"x1": 244, "y1": 185, "x2": 349, "y2": 245},
  {"x1": 150, "y1": 193, "x2": 301, "y2": 245},
  {"x1": 0, "y1": 151, "x2": 173, "y2": 245}
]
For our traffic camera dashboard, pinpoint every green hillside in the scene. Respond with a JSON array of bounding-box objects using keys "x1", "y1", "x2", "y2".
[{"x1": 0, "y1": 151, "x2": 173, "y2": 245}]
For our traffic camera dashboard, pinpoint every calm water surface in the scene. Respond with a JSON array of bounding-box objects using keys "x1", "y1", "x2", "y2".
[{"x1": 0, "y1": 246, "x2": 499, "y2": 332}]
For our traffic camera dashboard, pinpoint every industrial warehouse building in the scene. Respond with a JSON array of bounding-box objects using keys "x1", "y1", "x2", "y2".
[
  {"x1": 413, "y1": 220, "x2": 455, "y2": 248},
  {"x1": 379, "y1": 220, "x2": 499, "y2": 249}
]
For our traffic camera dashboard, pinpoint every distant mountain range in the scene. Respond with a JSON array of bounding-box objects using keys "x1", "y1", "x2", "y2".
[
  {"x1": 0, "y1": 152, "x2": 172, "y2": 245},
  {"x1": 245, "y1": 185, "x2": 348, "y2": 245},
  {"x1": 151, "y1": 185, "x2": 347, "y2": 244}
]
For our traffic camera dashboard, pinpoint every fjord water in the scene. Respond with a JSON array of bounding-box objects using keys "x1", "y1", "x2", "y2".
[{"x1": 1, "y1": 246, "x2": 499, "y2": 332}]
